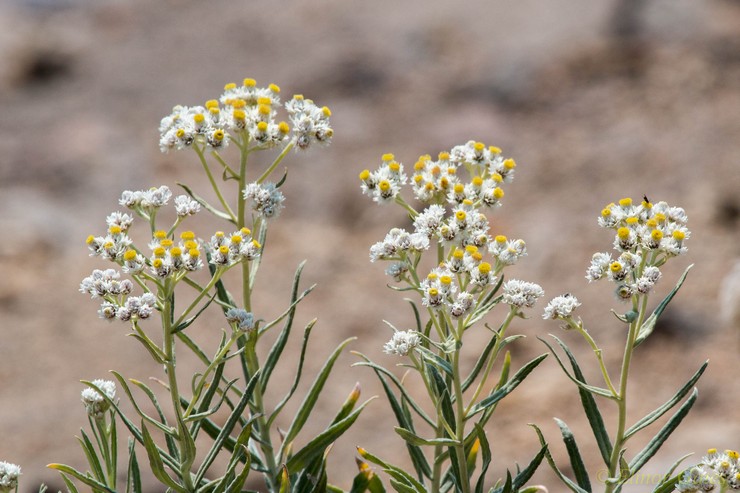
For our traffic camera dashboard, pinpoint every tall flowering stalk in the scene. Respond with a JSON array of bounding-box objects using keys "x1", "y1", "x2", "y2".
[
  {"x1": 49, "y1": 79, "x2": 369, "y2": 492},
  {"x1": 536, "y1": 197, "x2": 708, "y2": 493},
  {"x1": 355, "y1": 144, "x2": 549, "y2": 493}
]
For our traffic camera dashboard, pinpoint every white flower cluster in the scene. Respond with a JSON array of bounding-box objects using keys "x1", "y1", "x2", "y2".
[
  {"x1": 502, "y1": 280, "x2": 545, "y2": 309},
  {"x1": 159, "y1": 79, "x2": 332, "y2": 153},
  {"x1": 120, "y1": 185, "x2": 173, "y2": 210},
  {"x1": 80, "y1": 269, "x2": 133, "y2": 299},
  {"x1": 369, "y1": 228, "x2": 430, "y2": 263},
  {"x1": 359, "y1": 153, "x2": 408, "y2": 204},
  {"x1": 81, "y1": 379, "x2": 116, "y2": 419},
  {"x1": 243, "y1": 182, "x2": 285, "y2": 219},
  {"x1": 543, "y1": 293, "x2": 581, "y2": 320},
  {"x1": 225, "y1": 308, "x2": 256, "y2": 332},
  {"x1": 80, "y1": 269, "x2": 158, "y2": 322},
  {"x1": 383, "y1": 330, "x2": 421, "y2": 356},
  {"x1": 208, "y1": 228, "x2": 261, "y2": 266},
  {"x1": 586, "y1": 197, "x2": 689, "y2": 298},
  {"x1": 677, "y1": 449, "x2": 740, "y2": 492},
  {"x1": 147, "y1": 230, "x2": 204, "y2": 277},
  {"x1": 285, "y1": 94, "x2": 334, "y2": 150},
  {"x1": 360, "y1": 142, "x2": 515, "y2": 208},
  {"x1": 0, "y1": 461, "x2": 21, "y2": 492},
  {"x1": 174, "y1": 195, "x2": 201, "y2": 217}
]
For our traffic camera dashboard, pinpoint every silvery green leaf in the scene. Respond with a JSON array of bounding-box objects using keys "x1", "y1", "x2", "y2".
[{"x1": 634, "y1": 264, "x2": 693, "y2": 348}]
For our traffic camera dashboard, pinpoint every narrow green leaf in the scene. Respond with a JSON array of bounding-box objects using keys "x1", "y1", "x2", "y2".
[
  {"x1": 216, "y1": 444, "x2": 252, "y2": 493},
  {"x1": 462, "y1": 331, "x2": 500, "y2": 392},
  {"x1": 267, "y1": 319, "x2": 316, "y2": 428},
  {"x1": 417, "y1": 346, "x2": 454, "y2": 377},
  {"x1": 128, "y1": 378, "x2": 178, "y2": 457},
  {"x1": 280, "y1": 337, "x2": 356, "y2": 457},
  {"x1": 357, "y1": 448, "x2": 426, "y2": 493},
  {"x1": 555, "y1": 418, "x2": 591, "y2": 492},
  {"x1": 501, "y1": 471, "x2": 513, "y2": 493},
  {"x1": 468, "y1": 354, "x2": 548, "y2": 417},
  {"x1": 47, "y1": 465, "x2": 114, "y2": 493},
  {"x1": 127, "y1": 438, "x2": 142, "y2": 493},
  {"x1": 141, "y1": 423, "x2": 187, "y2": 493},
  {"x1": 407, "y1": 299, "x2": 423, "y2": 333},
  {"x1": 540, "y1": 337, "x2": 616, "y2": 399},
  {"x1": 286, "y1": 399, "x2": 371, "y2": 473},
  {"x1": 626, "y1": 389, "x2": 699, "y2": 481},
  {"x1": 511, "y1": 445, "x2": 548, "y2": 491},
  {"x1": 634, "y1": 264, "x2": 693, "y2": 347},
  {"x1": 624, "y1": 361, "x2": 707, "y2": 440},
  {"x1": 353, "y1": 355, "x2": 435, "y2": 427},
  {"x1": 106, "y1": 375, "x2": 176, "y2": 441},
  {"x1": 547, "y1": 335, "x2": 613, "y2": 466},
  {"x1": 394, "y1": 427, "x2": 458, "y2": 447},
  {"x1": 195, "y1": 371, "x2": 259, "y2": 485},
  {"x1": 177, "y1": 182, "x2": 235, "y2": 223},
  {"x1": 127, "y1": 333, "x2": 166, "y2": 364},
  {"x1": 58, "y1": 474, "x2": 81, "y2": 493},
  {"x1": 474, "y1": 424, "x2": 492, "y2": 493},
  {"x1": 76, "y1": 430, "x2": 106, "y2": 482},
  {"x1": 260, "y1": 261, "x2": 306, "y2": 390},
  {"x1": 651, "y1": 468, "x2": 687, "y2": 493},
  {"x1": 489, "y1": 445, "x2": 547, "y2": 493},
  {"x1": 171, "y1": 292, "x2": 216, "y2": 334},
  {"x1": 529, "y1": 424, "x2": 589, "y2": 493},
  {"x1": 331, "y1": 382, "x2": 362, "y2": 425},
  {"x1": 373, "y1": 360, "x2": 432, "y2": 480}
]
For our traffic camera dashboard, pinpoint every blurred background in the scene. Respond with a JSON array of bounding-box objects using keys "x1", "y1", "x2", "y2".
[{"x1": 0, "y1": 0, "x2": 738, "y2": 491}]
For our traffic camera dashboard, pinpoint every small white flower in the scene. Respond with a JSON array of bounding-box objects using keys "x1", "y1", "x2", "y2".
[
  {"x1": 225, "y1": 308, "x2": 256, "y2": 332},
  {"x1": 285, "y1": 95, "x2": 333, "y2": 150},
  {"x1": 383, "y1": 330, "x2": 421, "y2": 356},
  {"x1": 174, "y1": 195, "x2": 201, "y2": 217},
  {"x1": 243, "y1": 182, "x2": 285, "y2": 219},
  {"x1": 81, "y1": 379, "x2": 116, "y2": 418},
  {"x1": 503, "y1": 280, "x2": 544, "y2": 309},
  {"x1": 543, "y1": 294, "x2": 581, "y2": 320},
  {"x1": 0, "y1": 461, "x2": 21, "y2": 491},
  {"x1": 450, "y1": 291, "x2": 475, "y2": 318},
  {"x1": 105, "y1": 211, "x2": 134, "y2": 232},
  {"x1": 585, "y1": 252, "x2": 612, "y2": 282},
  {"x1": 413, "y1": 204, "x2": 446, "y2": 237}
]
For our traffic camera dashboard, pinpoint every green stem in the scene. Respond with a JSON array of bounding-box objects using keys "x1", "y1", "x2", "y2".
[
  {"x1": 193, "y1": 144, "x2": 237, "y2": 222},
  {"x1": 464, "y1": 308, "x2": 516, "y2": 415},
  {"x1": 162, "y1": 280, "x2": 195, "y2": 491},
  {"x1": 243, "y1": 337, "x2": 280, "y2": 490},
  {"x1": 571, "y1": 321, "x2": 618, "y2": 397},
  {"x1": 605, "y1": 294, "x2": 649, "y2": 491},
  {"x1": 173, "y1": 267, "x2": 226, "y2": 328},
  {"x1": 452, "y1": 347, "x2": 471, "y2": 493},
  {"x1": 211, "y1": 150, "x2": 240, "y2": 179},
  {"x1": 257, "y1": 139, "x2": 295, "y2": 184}
]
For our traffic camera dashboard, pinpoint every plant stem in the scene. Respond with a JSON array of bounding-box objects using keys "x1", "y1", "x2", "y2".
[
  {"x1": 605, "y1": 294, "x2": 649, "y2": 491},
  {"x1": 452, "y1": 347, "x2": 471, "y2": 493},
  {"x1": 162, "y1": 279, "x2": 195, "y2": 491},
  {"x1": 194, "y1": 144, "x2": 236, "y2": 222},
  {"x1": 243, "y1": 337, "x2": 280, "y2": 491}
]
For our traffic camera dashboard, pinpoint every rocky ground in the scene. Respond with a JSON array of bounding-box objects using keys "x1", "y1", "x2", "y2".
[{"x1": 0, "y1": 1, "x2": 738, "y2": 492}]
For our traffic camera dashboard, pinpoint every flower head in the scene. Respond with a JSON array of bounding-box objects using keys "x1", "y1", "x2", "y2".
[
  {"x1": 0, "y1": 462, "x2": 21, "y2": 492},
  {"x1": 383, "y1": 330, "x2": 421, "y2": 356},
  {"x1": 502, "y1": 280, "x2": 544, "y2": 309},
  {"x1": 543, "y1": 294, "x2": 581, "y2": 320},
  {"x1": 243, "y1": 182, "x2": 285, "y2": 219},
  {"x1": 225, "y1": 308, "x2": 256, "y2": 332},
  {"x1": 81, "y1": 379, "x2": 116, "y2": 418}
]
